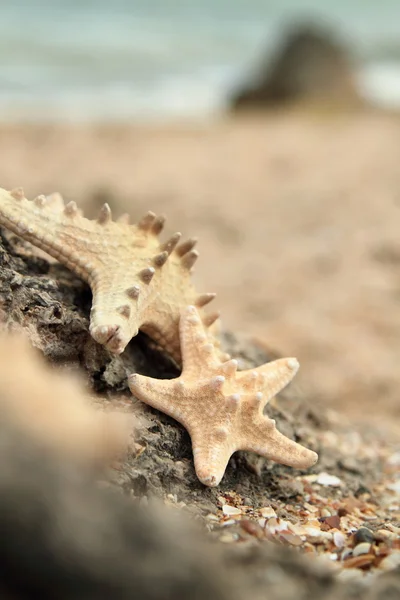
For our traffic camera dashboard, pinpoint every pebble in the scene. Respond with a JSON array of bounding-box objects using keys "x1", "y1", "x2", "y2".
[
  {"x1": 387, "y1": 479, "x2": 400, "y2": 493},
  {"x1": 388, "y1": 451, "x2": 400, "y2": 465},
  {"x1": 379, "y1": 551, "x2": 400, "y2": 571},
  {"x1": 329, "y1": 553, "x2": 338, "y2": 561},
  {"x1": 320, "y1": 514, "x2": 341, "y2": 530},
  {"x1": 353, "y1": 527, "x2": 374, "y2": 545},
  {"x1": 387, "y1": 523, "x2": 400, "y2": 534},
  {"x1": 353, "y1": 542, "x2": 372, "y2": 557},
  {"x1": 375, "y1": 529, "x2": 394, "y2": 541},
  {"x1": 219, "y1": 533, "x2": 239, "y2": 543},
  {"x1": 260, "y1": 506, "x2": 276, "y2": 518}
]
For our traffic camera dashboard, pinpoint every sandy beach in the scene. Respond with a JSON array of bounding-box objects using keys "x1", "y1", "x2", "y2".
[{"x1": 1, "y1": 109, "x2": 400, "y2": 420}]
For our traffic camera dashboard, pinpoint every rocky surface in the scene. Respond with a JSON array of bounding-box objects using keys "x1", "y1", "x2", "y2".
[{"x1": 0, "y1": 229, "x2": 399, "y2": 599}]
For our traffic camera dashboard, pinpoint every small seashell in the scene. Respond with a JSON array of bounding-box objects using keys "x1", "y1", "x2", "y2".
[
  {"x1": 240, "y1": 519, "x2": 264, "y2": 538},
  {"x1": 320, "y1": 514, "x2": 341, "y2": 530},
  {"x1": 275, "y1": 519, "x2": 291, "y2": 533},
  {"x1": 260, "y1": 507, "x2": 276, "y2": 518},
  {"x1": 341, "y1": 548, "x2": 353, "y2": 561},
  {"x1": 333, "y1": 531, "x2": 346, "y2": 548},
  {"x1": 222, "y1": 504, "x2": 242, "y2": 516},
  {"x1": 316, "y1": 472, "x2": 342, "y2": 487},
  {"x1": 266, "y1": 517, "x2": 279, "y2": 533},
  {"x1": 342, "y1": 554, "x2": 375, "y2": 569},
  {"x1": 279, "y1": 532, "x2": 303, "y2": 546},
  {"x1": 267, "y1": 517, "x2": 292, "y2": 535},
  {"x1": 205, "y1": 514, "x2": 219, "y2": 522},
  {"x1": 221, "y1": 519, "x2": 236, "y2": 527},
  {"x1": 257, "y1": 518, "x2": 266, "y2": 528},
  {"x1": 303, "y1": 526, "x2": 333, "y2": 543},
  {"x1": 288, "y1": 522, "x2": 307, "y2": 537}
]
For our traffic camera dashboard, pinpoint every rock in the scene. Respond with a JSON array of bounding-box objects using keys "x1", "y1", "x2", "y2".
[
  {"x1": 352, "y1": 527, "x2": 375, "y2": 545},
  {"x1": 352, "y1": 542, "x2": 372, "y2": 557},
  {"x1": 231, "y1": 24, "x2": 363, "y2": 111},
  {"x1": 0, "y1": 413, "x2": 237, "y2": 600}
]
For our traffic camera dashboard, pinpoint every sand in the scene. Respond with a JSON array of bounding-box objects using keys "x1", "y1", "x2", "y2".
[{"x1": 1, "y1": 109, "x2": 400, "y2": 421}]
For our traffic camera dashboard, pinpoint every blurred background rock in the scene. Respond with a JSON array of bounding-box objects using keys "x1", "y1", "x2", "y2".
[{"x1": 230, "y1": 23, "x2": 364, "y2": 111}]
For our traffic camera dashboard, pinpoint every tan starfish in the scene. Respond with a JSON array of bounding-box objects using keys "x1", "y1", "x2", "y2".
[
  {"x1": 129, "y1": 305, "x2": 318, "y2": 487},
  {"x1": 0, "y1": 187, "x2": 219, "y2": 360}
]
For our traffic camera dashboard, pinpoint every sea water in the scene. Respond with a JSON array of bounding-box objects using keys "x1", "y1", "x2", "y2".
[{"x1": 1, "y1": 0, "x2": 400, "y2": 121}]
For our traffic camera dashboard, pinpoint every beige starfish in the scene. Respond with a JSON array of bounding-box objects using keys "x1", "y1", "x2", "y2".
[
  {"x1": 129, "y1": 305, "x2": 318, "y2": 487},
  {"x1": 0, "y1": 187, "x2": 219, "y2": 360}
]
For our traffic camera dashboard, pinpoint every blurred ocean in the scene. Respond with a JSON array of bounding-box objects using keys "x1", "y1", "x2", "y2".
[{"x1": 1, "y1": 0, "x2": 400, "y2": 122}]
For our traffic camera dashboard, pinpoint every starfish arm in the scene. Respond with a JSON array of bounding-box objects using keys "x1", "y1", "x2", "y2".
[
  {"x1": 190, "y1": 430, "x2": 235, "y2": 487},
  {"x1": 235, "y1": 357, "x2": 299, "y2": 406},
  {"x1": 129, "y1": 374, "x2": 180, "y2": 415},
  {"x1": 0, "y1": 189, "x2": 218, "y2": 359},
  {"x1": 179, "y1": 305, "x2": 221, "y2": 377},
  {"x1": 240, "y1": 416, "x2": 318, "y2": 469},
  {"x1": 0, "y1": 188, "x2": 96, "y2": 277},
  {"x1": 128, "y1": 373, "x2": 208, "y2": 427},
  {"x1": 0, "y1": 188, "x2": 151, "y2": 283}
]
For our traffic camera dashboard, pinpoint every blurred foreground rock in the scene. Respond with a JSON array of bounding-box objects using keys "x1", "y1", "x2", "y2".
[{"x1": 231, "y1": 24, "x2": 363, "y2": 111}]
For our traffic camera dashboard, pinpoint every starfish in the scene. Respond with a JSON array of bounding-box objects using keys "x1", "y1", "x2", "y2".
[
  {"x1": 0, "y1": 187, "x2": 219, "y2": 360},
  {"x1": 129, "y1": 305, "x2": 318, "y2": 487}
]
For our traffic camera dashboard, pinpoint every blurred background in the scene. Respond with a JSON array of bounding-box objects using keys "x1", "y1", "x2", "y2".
[
  {"x1": 1, "y1": 0, "x2": 400, "y2": 120},
  {"x1": 1, "y1": 0, "x2": 400, "y2": 421}
]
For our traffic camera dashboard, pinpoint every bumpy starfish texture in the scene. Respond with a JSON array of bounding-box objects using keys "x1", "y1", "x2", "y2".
[
  {"x1": 0, "y1": 187, "x2": 219, "y2": 360},
  {"x1": 129, "y1": 305, "x2": 318, "y2": 487}
]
